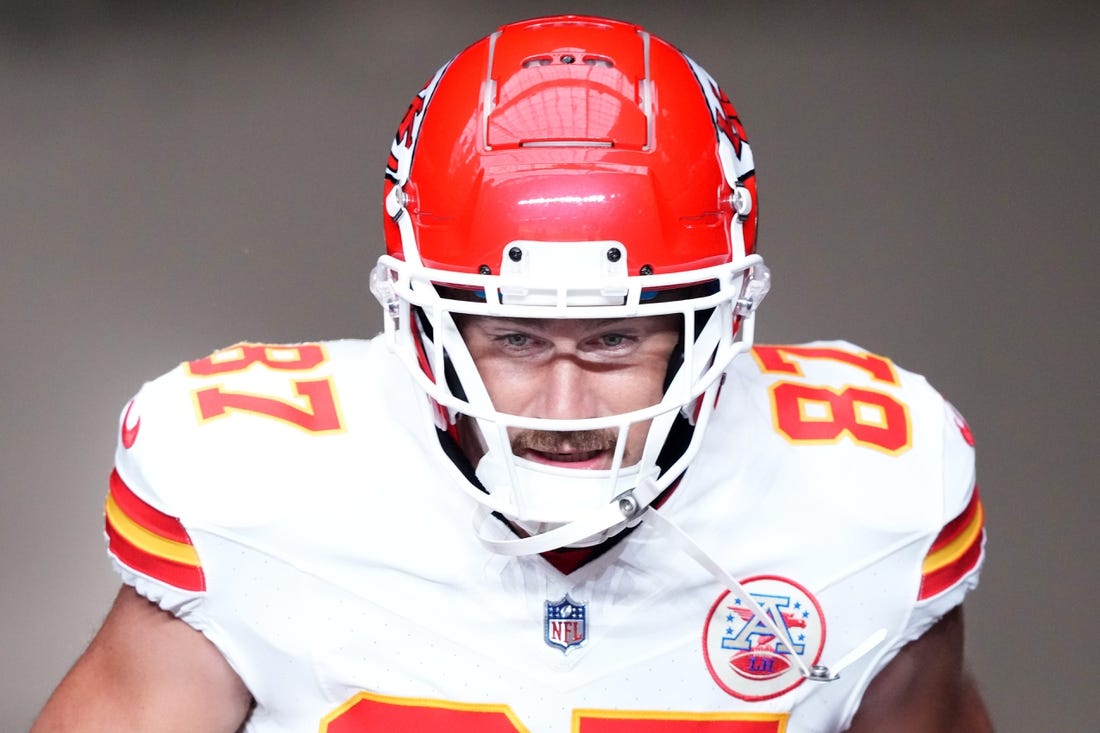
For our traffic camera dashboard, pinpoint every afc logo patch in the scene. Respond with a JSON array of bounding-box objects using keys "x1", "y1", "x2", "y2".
[
  {"x1": 702, "y1": 575, "x2": 826, "y2": 701},
  {"x1": 545, "y1": 595, "x2": 587, "y2": 653}
]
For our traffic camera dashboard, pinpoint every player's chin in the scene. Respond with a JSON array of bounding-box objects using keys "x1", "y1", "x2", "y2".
[{"x1": 522, "y1": 449, "x2": 613, "y2": 470}]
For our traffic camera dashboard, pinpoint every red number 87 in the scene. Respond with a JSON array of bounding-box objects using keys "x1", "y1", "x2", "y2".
[{"x1": 186, "y1": 343, "x2": 343, "y2": 434}]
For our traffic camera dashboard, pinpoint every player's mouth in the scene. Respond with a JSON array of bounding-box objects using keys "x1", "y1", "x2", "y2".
[
  {"x1": 523, "y1": 448, "x2": 609, "y2": 468},
  {"x1": 512, "y1": 429, "x2": 618, "y2": 470}
]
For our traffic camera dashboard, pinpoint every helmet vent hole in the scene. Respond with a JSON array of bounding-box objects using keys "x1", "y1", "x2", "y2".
[
  {"x1": 522, "y1": 56, "x2": 553, "y2": 68},
  {"x1": 583, "y1": 55, "x2": 614, "y2": 68}
]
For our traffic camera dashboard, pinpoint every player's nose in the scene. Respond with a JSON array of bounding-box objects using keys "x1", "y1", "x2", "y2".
[{"x1": 534, "y1": 357, "x2": 599, "y2": 420}]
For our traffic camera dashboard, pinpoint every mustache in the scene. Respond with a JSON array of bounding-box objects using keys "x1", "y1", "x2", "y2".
[{"x1": 510, "y1": 428, "x2": 618, "y2": 455}]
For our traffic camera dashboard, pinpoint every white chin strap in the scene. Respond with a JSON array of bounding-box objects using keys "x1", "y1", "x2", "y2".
[
  {"x1": 474, "y1": 454, "x2": 643, "y2": 526},
  {"x1": 472, "y1": 467, "x2": 663, "y2": 555}
]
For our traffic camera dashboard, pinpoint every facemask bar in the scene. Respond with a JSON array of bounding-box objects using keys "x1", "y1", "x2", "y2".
[
  {"x1": 370, "y1": 251, "x2": 770, "y2": 549},
  {"x1": 376, "y1": 251, "x2": 763, "y2": 369},
  {"x1": 476, "y1": 339, "x2": 730, "y2": 555},
  {"x1": 450, "y1": 302, "x2": 725, "y2": 523},
  {"x1": 373, "y1": 253, "x2": 767, "y2": 426}
]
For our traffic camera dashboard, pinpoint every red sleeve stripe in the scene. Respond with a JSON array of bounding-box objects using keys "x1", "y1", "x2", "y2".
[
  {"x1": 106, "y1": 518, "x2": 207, "y2": 592},
  {"x1": 109, "y1": 470, "x2": 193, "y2": 544},
  {"x1": 918, "y1": 533, "x2": 983, "y2": 601},
  {"x1": 926, "y1": 486, "x2": 982, "y2": 555},
  {"x1": 918, "y1": 488, "x2": 984, "y2": 601},
  {"x1": 105, "y1": 470, "x2": 205, "y2": 592}
]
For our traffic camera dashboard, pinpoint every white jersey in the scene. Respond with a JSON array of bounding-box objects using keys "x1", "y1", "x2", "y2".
[{"x1": 104, "y1": 337, "x2": 984, "y2": 733}]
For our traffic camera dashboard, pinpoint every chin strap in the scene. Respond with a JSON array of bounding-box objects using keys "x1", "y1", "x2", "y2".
[
  {"x1": 472, "y1": 473, "x2": 666, "y2": 556},
  {"x1": 643, "y1": 503, "x2": 887, "y2": 683}
]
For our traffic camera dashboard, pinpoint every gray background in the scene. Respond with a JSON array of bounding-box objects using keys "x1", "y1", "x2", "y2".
[{"x1": 3, "y1": 1, "x2": 1097, "y2": 729}]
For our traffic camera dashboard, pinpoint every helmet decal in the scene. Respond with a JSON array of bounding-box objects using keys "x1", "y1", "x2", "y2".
[
  {"x1": 683, "y1": 53, "x2": 755, "y2": 188},
  {"x1": 385, "y1": 62, "x2": 449, "y2": 189},
  {"x1": 686, "y1": 56, "x2": 746, "y2": 157}
]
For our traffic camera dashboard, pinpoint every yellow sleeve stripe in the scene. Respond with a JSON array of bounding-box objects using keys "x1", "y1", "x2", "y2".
[
  {"x1": 922, "y1": 499, "x2": 984, "y2": 574},
  {"x1": 105, "y1": 493, "x2": 201, "y2": 567}
]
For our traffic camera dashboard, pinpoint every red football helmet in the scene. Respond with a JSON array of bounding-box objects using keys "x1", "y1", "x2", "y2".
[{"x1": 371, "y1": 15, "x2": 770, "y2": 553}]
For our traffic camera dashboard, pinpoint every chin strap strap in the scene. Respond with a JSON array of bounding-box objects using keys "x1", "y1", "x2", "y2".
[
  {"x1": 643, "y1": 504, "x2": 887, "y2": 683},
  {"x1": 472, "y1": 475, "x2": 666, "y2": 556}
]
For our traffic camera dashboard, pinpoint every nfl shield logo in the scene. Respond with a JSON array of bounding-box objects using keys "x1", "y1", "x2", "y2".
[{"x1": 545, "y1": 595, "x2": 587, "y2": 653}]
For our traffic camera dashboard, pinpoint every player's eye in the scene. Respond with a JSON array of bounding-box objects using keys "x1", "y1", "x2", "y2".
[{"x1": 600, "y1": 334, "x2": 627, "y2": 348}]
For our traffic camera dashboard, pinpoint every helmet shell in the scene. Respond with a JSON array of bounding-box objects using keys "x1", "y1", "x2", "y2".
[{"x1": 383, "y1": 15, "x2": 757, "y2": 277}]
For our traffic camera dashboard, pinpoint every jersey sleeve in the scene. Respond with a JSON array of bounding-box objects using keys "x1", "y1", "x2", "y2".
[
  {"x1": 104, "y1": 365, "x2": 211, "y2": 622},
  {"x1": 101, "y1": 340, "x2": 366, "y2": 627},
  {"x1": 916, "y1": 400, "x2": 985, "y2": 603},
  {"x1": 836, "y1": 383, "x2": 986, "y2": 729},
  {"x1": 896, "y1": 397, "x2": 986, "y2": 646}
]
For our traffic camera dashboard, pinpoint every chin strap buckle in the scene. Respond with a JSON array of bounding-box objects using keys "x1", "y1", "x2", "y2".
[
  {"x1": 617, "y1": 492, "x2": 641, "y2": 519},
  {"x1": 806, "y1": 664, "x2": 838, "y2": 682}
]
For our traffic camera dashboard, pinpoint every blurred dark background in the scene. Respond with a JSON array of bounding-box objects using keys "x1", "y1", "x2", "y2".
[{"x1": 3, "y1": 1, "x2": 1097, "y2": 729}]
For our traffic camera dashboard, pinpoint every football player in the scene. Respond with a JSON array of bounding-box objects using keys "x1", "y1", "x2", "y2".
[{"x1": 32, "y1": 15, "x2": 992, "y2": 733}]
